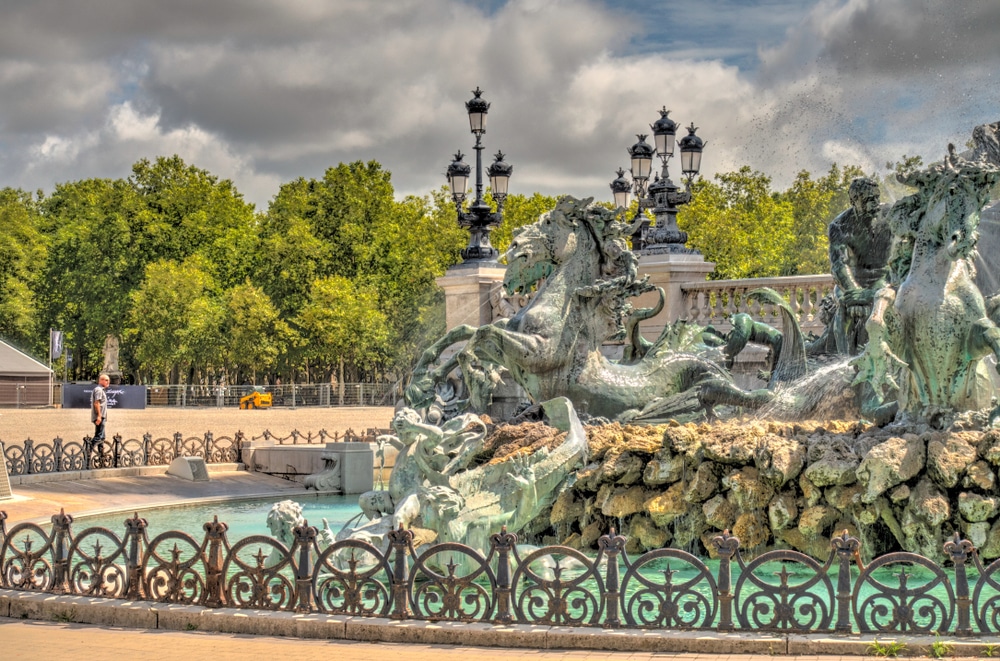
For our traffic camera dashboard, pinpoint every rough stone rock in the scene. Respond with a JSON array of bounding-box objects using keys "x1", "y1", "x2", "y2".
[
  {"x1": 672, "y1": 509, "x2": 709, "y2": 550},
  {"x1": 901, "y1": 477, "x2": 950, "y2": 559},
  {"x1": 628, "y1": 514, "x2": 671, "y2": 551},
  {"x1": 684, "y1": 462, "x2": 720, "y2": 503},
  {"x1": 825, "y1": 484, "x2": 864, "y2": 512},
  {"x1": 723, "y1": 466, "x2": 775, "y2": 511},
  {"x1": 550, "y1": 489, "x2": 584, "y2": 527},
  {"x1": 597, "y1": 449, "x2": 646, "y2": 485},
  {"x1": 642, "y1": 449, "x2": 689, "y2": 486},
  {"x1": 857, "y1": 435, "x2": 926, "y2": 504},
  {"x1": 958, "y1": 492, "x2": 998, "y2": 523},
  {"x1": 663, "y1": 423, "x2": 704, "y2": 457},
  {"x1": 702, "y1": 424, "x2": 766, "y2": 465},
  {"x1": 982, "y1": 520, "x2": 1000, "y2": 559},
  {"x1": 964, "y1": 521, "x2": 991, "y2": 549},
  {"x1": 580, "y1": 521, "x2": 604, "y2": 548},
  {"x1": 703, "y1": 494, "x2": 735, "y2": 530},
  {"x1": 561, "y1": 532, "x2": 582, "y2": 550},
  {"x1": 768, "y1": 492, "x2": 798, "y2": 532},
  {"x1": 574, "y1": 462, "x2": 603, "y2": 492},
  {"x1": 755, "y1": 434, "x2": 805, "y2": 487},
  {"x1": 978, "y1": 429, "x2": 1000, "y2": 466},
  {"x1": 732, "y1": 510, "x2": 769, "y2": 549},
  {"x1": 586, "y1": 423, "x2": 663, "y2": 461},
  {"x1": 644, "y1": 482, "x2": 688, "y2": 527},
  {"x1": 889, "y1": 484, "x2": 911, "y2": 504},
  {"x1": 798, "y1": 505, "x2": 839, "y2": 539},
  {"x1": 779, "y1": 528, "x2": 831, "y2": 559},
  {"x1": 926, "y1": 435, "x2": 977, "y2": 488},
  {"x1": 601, "y1": 485, "x2": 649, "y2": 519},
  {"x1": 964, "y1": 461, "x2": 996, "y2": 492},
  {"x1": 799, "y1": 473, "x2": 822, "y2": 508},
  {"x1": 803, "y1": 448, "x2": 859, "y2": 487}
]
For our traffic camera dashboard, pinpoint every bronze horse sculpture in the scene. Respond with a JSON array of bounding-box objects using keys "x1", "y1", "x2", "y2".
[{"x1": 407, "y1": 195, "x2": 730, "y2": 422}]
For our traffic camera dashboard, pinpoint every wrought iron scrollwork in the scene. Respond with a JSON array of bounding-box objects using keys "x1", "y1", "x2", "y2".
[
  {"x1": 853, "y1": 551, "x2": 955, "y2": 633},
  {"x1": 68, "y1": 526, "x2": 128, "y2": 598},
  {"x1": 409, "y1": 541, "x2": 496, "y2": 622},
  {"x1": 0, "y1": 522, "x2": 55, "y2": 591},
  {"x1": 313, "y1": 539, "x2": 393, "y2": 616},
  {"x1": 223, "y1": 534, "x2": 296, "y2": 610},
  {"x1": 511, "y1": 544, "x2": 605, "y2": 626},
  {"x1": 142, "y1": 530, "x2": 208, "y2": 604},
  {"x1": 620, "y1": 546, "x2": 719, "y2": 628},
  {"x1": 733, "y1": 549, "x2": 835, "y2": 631}
]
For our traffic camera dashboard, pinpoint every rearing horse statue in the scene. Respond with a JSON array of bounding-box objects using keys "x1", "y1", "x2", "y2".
[{"x1": 407, "y1": 195, "x2": 730, "y2": 422}]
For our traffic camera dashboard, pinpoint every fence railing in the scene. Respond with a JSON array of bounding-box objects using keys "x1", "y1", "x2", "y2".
[
  {"x1": 0, "y1": 514, "x2": 990, "y2": 635},
  {"x1": 0, "y1": 428, "x2": 380, "y2": 477},
  {"x1": 680, "y1": 274, "x2": 835, "y2": 335},
  {"x1": 146, "y1": 382, "x2": 399, "y2": 408}
]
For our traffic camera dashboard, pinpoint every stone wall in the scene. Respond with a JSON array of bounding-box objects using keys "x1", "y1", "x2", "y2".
[{"x1": 509, "y1": 418, "x2": 1000, "y2": 561}]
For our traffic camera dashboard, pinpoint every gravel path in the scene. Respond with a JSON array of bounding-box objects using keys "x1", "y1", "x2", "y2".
[{"x1": 0, "y1": 406, "x2": 394, "y2": 447}]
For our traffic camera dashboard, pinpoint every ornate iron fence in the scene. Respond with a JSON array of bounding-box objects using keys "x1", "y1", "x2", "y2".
[
  {"x1": 0, "y1": 428, "x2": 386, "y2": 478},
  {"x1": 0, "y1": 511, "x2": 995, "y2": 635}
]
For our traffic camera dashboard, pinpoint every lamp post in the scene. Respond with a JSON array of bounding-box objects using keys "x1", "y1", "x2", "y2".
[
  {"x1": 446, "y1": 87, "x2": 512, "y2": 263},
  {"x1": 610, "y1": 107, "x2": 705, "y2": 253}
]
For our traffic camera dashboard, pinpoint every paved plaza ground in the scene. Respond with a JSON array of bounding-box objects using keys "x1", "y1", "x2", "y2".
[
  {"x1": 0, "y1": 406, "x2": 395, "y2": 447},
  {"x1": 3, "y1": 618, "x2": 950, "y2": 661}
]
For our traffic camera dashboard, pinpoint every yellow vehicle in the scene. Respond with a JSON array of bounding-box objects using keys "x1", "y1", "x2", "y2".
[{"x1": 239, "y1": 389, "x2": 273, "y2": 409}]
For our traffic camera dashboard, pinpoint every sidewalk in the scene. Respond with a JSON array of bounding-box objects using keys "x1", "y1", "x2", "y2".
[{"x1": 0, "y1": 617, "x2": 933, "y2": 661}]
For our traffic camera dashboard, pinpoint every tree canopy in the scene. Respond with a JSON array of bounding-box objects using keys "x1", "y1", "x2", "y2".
[{"x1": 2, "y1": 153, "x2": 888, "y2": 385}]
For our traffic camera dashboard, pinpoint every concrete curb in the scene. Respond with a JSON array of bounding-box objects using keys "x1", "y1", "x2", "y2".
[
  {"x1": 3, "y1": 588, "x2": 998, "y2": 653},
  {"x1": 10, "y1": 463, "x2": 245, "y2": 486}
]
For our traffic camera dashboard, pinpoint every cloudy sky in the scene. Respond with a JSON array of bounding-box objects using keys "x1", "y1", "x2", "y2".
[{"x1": 1, "y1": 0, "x2": 997, "y2": 210}]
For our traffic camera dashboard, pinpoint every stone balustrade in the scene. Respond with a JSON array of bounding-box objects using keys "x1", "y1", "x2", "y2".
[{"x1": 680, "y1": 274, "x2": 835, "y2": 335}]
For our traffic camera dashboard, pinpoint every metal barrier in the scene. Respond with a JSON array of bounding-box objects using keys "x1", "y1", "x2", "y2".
[
  {"x1": 0, "y1": 514, "x2": 989, "y2": 634},
  {"x1": 0, "y1": 428, "x2": 381, "y2": 477},
  {"x1": 144, "y1": 383, "x2": 400, "y2": 408}
]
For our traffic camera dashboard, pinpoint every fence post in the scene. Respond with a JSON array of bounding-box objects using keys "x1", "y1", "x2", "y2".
[
  {"x1": 491, "y1": 527, "x2": 517, "y2": 624},
  {"x1": 50, "y1": 509, "x2": 73, "y2": 594},
  {"x1": 235, "y1": 431, "x2": 245, "y2": 464},
  {"x1": 124, "y1": 513, "x2": 148, "y2": 599},
  {"x1": 292, "y1": 522, "x2": 317, "y2": 612},
  {"x1": 945, "y1": 532, "x2": 974, "y2": 636},
  {"x1": 711, "y1": 530, "x2": 740, "y2": 632},
  {"x1": 53, "y1": 437, "x2": 64, "y2": 472},
  {"x1": 112, "y1": 433, "x2": 123, "y2": 468},
  {"x1": 82, "y1": 435, "x2": 93, "y2": 470},
  {"x1": 173, "y1": 432, "x2": 183, "y2": 458},
  {"x1": 203, "y1": 431, "x2": 213, "y2": 461},
  {"x1": 388, "y1": 525, "x2": 413, "y2": 619},
  {"x1": 831, "y1": 530, "x2": 860, "y2": 633},
  {"x1": 599, "y1": 528, "x2": 626, "y2": 628},
  {"x1": 203, "y1": 516, "x2": 228, "y2": 608},
  {"x1": 143, "y1": 433, "x2": 152, "y2": 464},
  {"x1": 24, "y1": 439, "x2": 34, "y2": 474}
]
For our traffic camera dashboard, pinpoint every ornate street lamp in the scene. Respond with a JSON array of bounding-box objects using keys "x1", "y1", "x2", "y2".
[
  {"x1": 610, "y1": 107, "x2": 705, "y2": 253},
  {"x1": 446, "y1": 87, "x2": 512, "y2": 263}
]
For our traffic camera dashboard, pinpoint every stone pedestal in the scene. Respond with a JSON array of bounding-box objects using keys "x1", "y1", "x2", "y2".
[
  {"x1": 436, "y1": 262, "x2": 507, "y2": 332},
  {"x1": 634, "y1": 251, "x2": 716, "y2": 341}
]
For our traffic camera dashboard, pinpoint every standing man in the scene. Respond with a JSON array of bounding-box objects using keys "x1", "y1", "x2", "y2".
[{"x1": 91, "y1": 373, "x2": 110, "y2": 444}]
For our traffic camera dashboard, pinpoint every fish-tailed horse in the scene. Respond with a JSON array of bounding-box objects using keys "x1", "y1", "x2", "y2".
[{"x1": 407, "y1": 195, "x2": 730, "y2": 421}]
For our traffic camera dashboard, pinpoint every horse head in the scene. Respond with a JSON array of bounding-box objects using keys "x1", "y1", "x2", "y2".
[{"x1": 503, "y1": 195, "x2": 603, "y2": 295}]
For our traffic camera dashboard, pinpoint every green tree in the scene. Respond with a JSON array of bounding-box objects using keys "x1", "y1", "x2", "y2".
[
  {"x1": 779, "y1": 164, "x2": 865, "y2": 275},
  {"x1": 296, "y1": 276, "x2": 390, "y2": 383},
  {"x1": 0, "y1": 188, "x2": 46, "y2": 350},
  {"x1": 222, "y1": 282, "x2": 293, "y2": 383},
  {"x1": 127, "y1": 257, "x2": 223, "y2": 383},
  {"x1": 678, "y1": 167, "x2": 795, "y2": 280}
]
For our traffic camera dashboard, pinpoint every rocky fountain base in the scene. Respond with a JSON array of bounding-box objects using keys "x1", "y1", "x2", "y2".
[{"x1": 499, "y1": 414, "x2": 1000, "y2": 562}]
